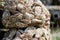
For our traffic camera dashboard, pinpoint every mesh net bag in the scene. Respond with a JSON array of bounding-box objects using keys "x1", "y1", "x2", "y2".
[{"x1": 2, "y1": 0, "x2": 51, "y2": 40}]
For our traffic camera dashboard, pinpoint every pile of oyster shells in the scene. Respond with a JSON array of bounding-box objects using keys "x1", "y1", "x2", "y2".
[
  {"x1": 2, "y1": 0, "x2": 51, "y2": 40},
  {"x1": 14, "y1": 27, "x2": 51, "y2": 40},
  {"x1": 2, "y1": 27, "x2": 51, "y2": 40}
]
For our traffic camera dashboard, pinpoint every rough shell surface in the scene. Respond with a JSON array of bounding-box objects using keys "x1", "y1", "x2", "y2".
[
  {"x1": 2, "y1": 0, "x2": 50, "y2": 28},
  {"x1": 2, "y1": 0, "x2": 51, "y2": 40}
]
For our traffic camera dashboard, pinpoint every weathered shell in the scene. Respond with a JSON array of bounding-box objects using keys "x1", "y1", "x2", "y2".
[
  {"x1": 16, "y1": 22, "x2": 28, "y2": 28},
  {"x1": 34, "y1": 6, "x2": 42, "y2": 19},
  {"x1": 17, "y1": 13, "x2": 23, "y2": 20},
  {"x1": 35, "y1": 28, "x2": 43, "y2": 38},
  {"x1": 24, "y1": 12, "x2": 34, "y2": 20},
  {"x1": 2, "y1": 10, "x2": 10, "y2": 19},
  {"x1": 31, "y1": 19, "x2": 42, "y2": 24},
  {"x1": 39, "y1": 37, "x2": 46, "y2": 40},
  {"x1": 24, "y1": 27, "x2": 36, "y2": 36},
  {"x1": 19, "y1": 33, "x2": 32, "y2": 40},
  {"x1": 17, "y1": 3, "x2": 24, "y2": 9},
  {"x1": 16, "y1": 3, "x2": 24, "y2": 11},
  {"x1": 26, "y1": 0, "x2": 33, "y2": 6}
]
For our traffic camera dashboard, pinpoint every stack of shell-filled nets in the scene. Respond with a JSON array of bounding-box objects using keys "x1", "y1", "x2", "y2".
[{"x1": 2, "y1": 0, "x2": 51, "y2": 40}]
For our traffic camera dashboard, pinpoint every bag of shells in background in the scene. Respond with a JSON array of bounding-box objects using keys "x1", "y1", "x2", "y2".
[{"x1": 2, "y1": 0, "x2": 51, "y2": 40}]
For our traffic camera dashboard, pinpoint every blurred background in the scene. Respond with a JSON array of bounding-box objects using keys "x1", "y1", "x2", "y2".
[{"x1": 0, "y1": 0, "x2": 60, "y2": 40}]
